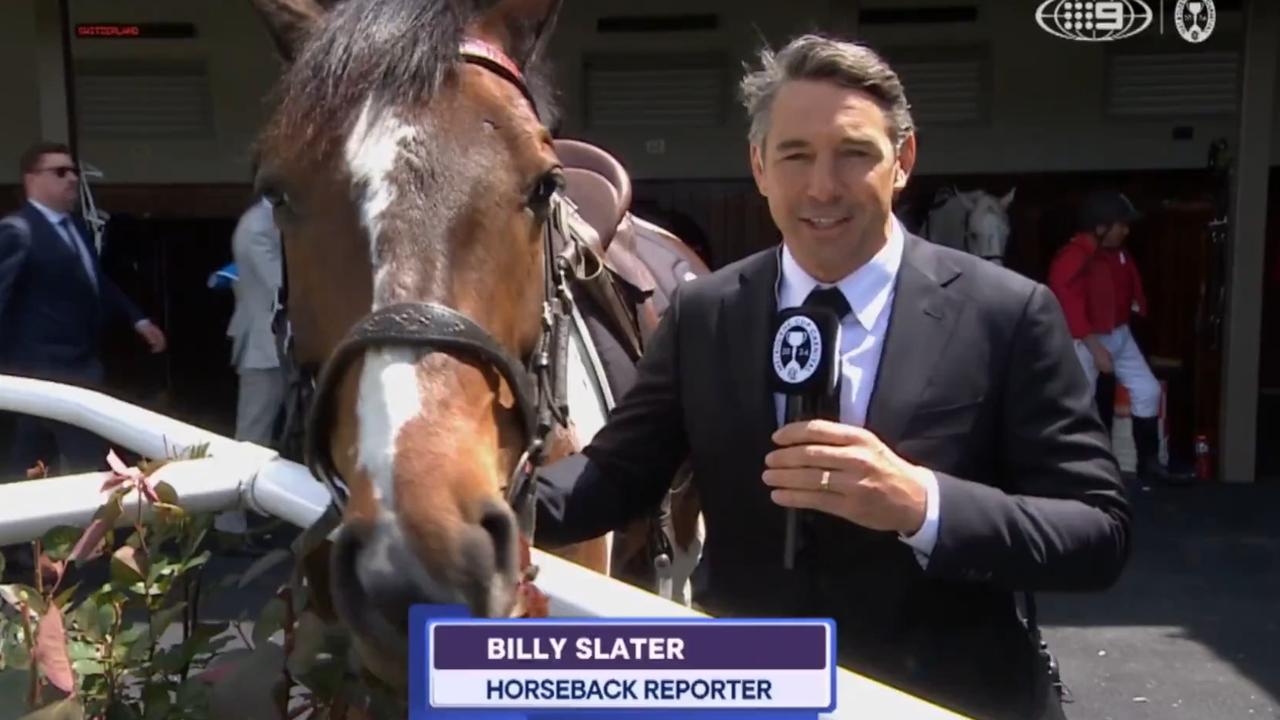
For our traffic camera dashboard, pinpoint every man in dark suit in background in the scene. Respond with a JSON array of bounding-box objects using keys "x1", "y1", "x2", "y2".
[
  {"x1": 535, "y1": 35, "x2": 1130, "y2": 720},
  {"x1": 0, "y1": 141, "x2": 167, "y2": 479}
]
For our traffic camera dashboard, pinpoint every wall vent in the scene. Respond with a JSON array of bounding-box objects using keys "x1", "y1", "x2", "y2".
[
  {"x1": 76, "y1": 60, "x2": 214, "y2": 140},
  {"x1": 584, "y1": 54, "x2": 727, "y2": 128},
  {"x1": 1106, "y1": 51, "x2": 1239, "y2": 117},
  {"x1": 888, "y1": 47, "x2": 990, "y2": 126}
]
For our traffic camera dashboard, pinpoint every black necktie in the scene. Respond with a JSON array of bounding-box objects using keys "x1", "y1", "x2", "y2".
[
  {"x1": 801, "y1": 285, "x2": 850, "y2": 421},
  {"x1": 802, "y1": 285, "x2": 852, "y2": 321},
  {"x1": 58, "y1": 217, "x2": 98, "y2": 291}
]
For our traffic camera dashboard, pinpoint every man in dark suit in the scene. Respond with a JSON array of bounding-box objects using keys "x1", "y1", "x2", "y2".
[
  {"x1": 535, "y1": 35, "x2": 1130, "y2": 720},
  {"x1": 0, "y1": 141, "x2": 167, "y2": 479}
]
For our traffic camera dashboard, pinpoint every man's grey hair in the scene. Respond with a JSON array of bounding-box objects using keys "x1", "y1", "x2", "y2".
[{"x1": 739, "y1": 34, "x2": 915, "y2": 153}]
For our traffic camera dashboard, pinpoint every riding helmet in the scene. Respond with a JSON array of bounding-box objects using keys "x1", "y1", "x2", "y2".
[{"x1": 1078, "y1": 189, "x2": 1142, "y2": 231}]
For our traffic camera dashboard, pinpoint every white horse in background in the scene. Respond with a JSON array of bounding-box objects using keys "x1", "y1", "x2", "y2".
[{"x1": 920, "y1": 186, "x2": 1016, "y2": 265}]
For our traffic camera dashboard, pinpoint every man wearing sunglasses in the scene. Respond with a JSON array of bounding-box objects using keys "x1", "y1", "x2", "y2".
[{"x1": 0, "y1": 140, "x2": 167, "y2": 479}]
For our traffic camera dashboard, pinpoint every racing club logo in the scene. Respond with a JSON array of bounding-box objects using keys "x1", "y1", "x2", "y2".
[
  {"x1": 772, "y1": 316, "x2": 822, "y2": 385},
  {"x1": 1035, "y1": 0, "x2": 1153, "y2": 42},
  {"x1": 1174, "y1": 0, "x2": 1216, "y2": 43}
]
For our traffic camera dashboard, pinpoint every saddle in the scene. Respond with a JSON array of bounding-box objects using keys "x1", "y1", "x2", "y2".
[
  {"x1": 553, "y1": 139, "x2": 708, "y2": 589},
  {"x1": 553, "y1": 139, "x2": 710, "y2": 344}
]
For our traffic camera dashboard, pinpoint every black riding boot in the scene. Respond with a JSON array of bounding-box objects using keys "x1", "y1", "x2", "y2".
[{"x1": 1132, "y1": 416, "x2": 1181, "y2": 485}]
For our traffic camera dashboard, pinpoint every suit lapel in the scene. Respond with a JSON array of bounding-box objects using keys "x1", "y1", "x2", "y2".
[
  {"x1": 865, "y1": 235, "x2": 962, "y2": 447},
  {"x1": 724, "y1": 249, "x2": 781, "y2": 445},
  {"x1": 25, "y1": 205, "x2": 99, "y2": 294}
]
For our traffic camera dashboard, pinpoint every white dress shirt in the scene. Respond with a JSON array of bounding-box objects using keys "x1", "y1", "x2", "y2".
[
  {"x1": 29, "y1": 199, "x2": 149, "y2": 331},
  {"x1": 772, "y1": 215, "x2": 940, "y2": 567}
]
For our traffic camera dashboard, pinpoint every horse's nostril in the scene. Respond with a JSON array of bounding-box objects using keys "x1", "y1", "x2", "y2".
[{"x1": 479, "y1": 500, "x2": 517, "y2": 575}]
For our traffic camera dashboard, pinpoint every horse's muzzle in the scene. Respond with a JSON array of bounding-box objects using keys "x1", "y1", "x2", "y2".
[{"x1": 327, "y1": 502, "x2": 521, "y2": 681}]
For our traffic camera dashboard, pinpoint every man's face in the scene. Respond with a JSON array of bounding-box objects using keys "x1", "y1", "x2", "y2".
[
  {"x1": 24, "y1": 152, "x2": 79, "y2": 212},
  {"x1": 1099, "y1": 222, "x2": 1129, "y2": 249},
  {"x1": 750, "y1": 79, "x2": 915, "y2": 282}
]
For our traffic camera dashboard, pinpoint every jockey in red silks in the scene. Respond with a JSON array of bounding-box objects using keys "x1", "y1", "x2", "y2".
[{"x1": 1048, "y1": 190, "x2": 1184, "y2": 485}]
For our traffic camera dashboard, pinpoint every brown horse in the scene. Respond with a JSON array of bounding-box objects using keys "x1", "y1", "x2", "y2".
[{"x1": 249, "y1": 0, "x2": 705, "y2": 689}]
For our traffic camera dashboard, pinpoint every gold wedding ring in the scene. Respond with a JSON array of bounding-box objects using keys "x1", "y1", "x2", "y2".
[{"x1": 819, "y1": 470, "x2": 831, "y2": 491}]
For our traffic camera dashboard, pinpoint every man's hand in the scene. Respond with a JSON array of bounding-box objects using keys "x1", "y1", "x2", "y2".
[
  {"x1": 1085, "y1": 335, "x2": 1114, "y2": 375},
  {"x1": 763, "y1": 420, "x2": 929, "y2": 535},
  {"x1": 134, "y1": 319, "x2": 167, "y2": 353}
]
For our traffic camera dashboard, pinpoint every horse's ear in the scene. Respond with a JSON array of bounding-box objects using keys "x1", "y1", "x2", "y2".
[
  {"x1": 957, "y1": 190, "x2": 978, "y2": 211},
  {"x1": 1000, "y1": 187, "x2": 1017, "y2": 210},
  {"x1": 249, "y1": 0, "x2": 326, "y2": 61},
  {"x1": 472, "y1": 0, "x2": 563, "y2": 67}
]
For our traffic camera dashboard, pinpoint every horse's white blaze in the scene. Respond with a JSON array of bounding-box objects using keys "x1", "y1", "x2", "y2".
[
  {"x1": 345, "y1": 100, "x2": 426, "y2": 507},
  {"x1": 355, "y1": 348, "x2": 423, "y2": 506},
  {"x1": 344, "y1": 100, "x2": 418, "y2": 294}
]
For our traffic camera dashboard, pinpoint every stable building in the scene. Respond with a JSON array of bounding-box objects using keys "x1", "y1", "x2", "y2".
[{"x1": 1, "y1": 0, "x2": 1275, "y2": 482}]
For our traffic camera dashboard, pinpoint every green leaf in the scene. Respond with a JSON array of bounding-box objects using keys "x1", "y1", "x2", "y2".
[
  {"x1": 181, "y1": 551, "x2": 211, "y2": 575},
  {"x1": 142, "y1": 682, "x2": 172, "y2": 720},
  {"x1": 149, "y1": 602, "x2": 187, "y2": 640},
  {"x1": 98, "y1": 602, "x2": 118, "y2": 640},
  {"x1": 1, "y1": 584, "x2": 47, "y2": 618},
  {"x1": 40, "y1": 527, "x2": 83, "y2": 563},
  {"x1": 65, "y1": 640, "x2": 97, "y2": 663},
  {"x1": 236, "y1": 549, "x2": 292, "y2": 591},
  {"x1": 285, "y1": 611, "x2": 329, "y2": 679},
  {"x1": 1, "y1": 634, "x2": 31, "y2": 670},
  {"x1": 51, "y1": 583, "x2": 80, "y2": 611},
  {"x1": 116, "y1": 623, "x2": 148, "y2": 647},
  {"x1": 103, "y1": 700, "x2": 140, "y2": 720},
  {"x1": 152, "y1": 504, "x2": 186, "y2": 524},
  {"x1": 71, "y1": 658, "x2": 105, "y2": 677},
  {"x1": 125, "y1": 633, "x2": 152, "y2": 664},
  {"x1": 153, "y1": 482, "x2": 180, "y2": 506},
  {"x1": 252, "y1": 598, "x2": 287, "y2": 647},
  {"x1": 73, "y1": 596, "x2": 118, "y2": 644},
  {"x1": 175, "y1": 676, "x2": 211, "y2": 707},
  {"x1": 16, "y1": 697, "x2": 84, "y2": 720},
  {"x1": 110, "y1": 547, "x2": 148, "y2": 585},
  {"x1": 150, "y1": 646, "x2": 188, "y2": 676}
]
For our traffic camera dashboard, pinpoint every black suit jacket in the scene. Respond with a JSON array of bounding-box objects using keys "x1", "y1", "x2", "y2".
[
  {"x1": 536, "y1": 234, "x2": 1130, "y2": 720},
  {"x1": 0, "y1": 202, "x2": 143, "y2": 381}
]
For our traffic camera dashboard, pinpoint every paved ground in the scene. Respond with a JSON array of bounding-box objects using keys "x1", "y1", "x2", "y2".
[
  {"x1": 1040, "y1": 479, "x2": 1280, "y2": 720},
  {"x1": 3, "y1": 482, "x2": 1278, "y2": 719}
]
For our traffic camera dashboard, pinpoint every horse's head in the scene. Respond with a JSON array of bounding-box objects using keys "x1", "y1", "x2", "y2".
[
  {"x1": 251, "y1": 0, "x2": 565, "y2": 684},
  {"x1": 956, "y1": 187, "x2": 1015, "y2": 265}
]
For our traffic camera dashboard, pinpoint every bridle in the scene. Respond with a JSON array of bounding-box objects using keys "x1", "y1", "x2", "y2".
[{"x1": 291, "y1": 34, "x2": 590, "y2": 561}]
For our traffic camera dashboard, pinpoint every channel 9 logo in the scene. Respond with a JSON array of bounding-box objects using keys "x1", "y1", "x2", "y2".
[{"x1": 1035, "y1": 0, "x2": 1154, "y2": 42}]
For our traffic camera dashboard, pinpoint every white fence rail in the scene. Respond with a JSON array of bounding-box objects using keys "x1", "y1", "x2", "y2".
[{"x1": 0, "y1": 374, "x2": 966, "y2": 719}]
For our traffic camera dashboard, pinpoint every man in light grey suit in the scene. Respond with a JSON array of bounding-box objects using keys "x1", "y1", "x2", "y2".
[
  {"x1": 227, "y1": 196, "x2": 284, "y2": 446},
  {"x1": 217, "y1": 197, "x2": 284, "y2": 536}
]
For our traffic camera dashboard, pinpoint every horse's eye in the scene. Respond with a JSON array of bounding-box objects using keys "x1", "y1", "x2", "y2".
[
  {"x1": 528, "y1": 170, "x2": 564, "y2": 212},
  {"x1": 262, "y1": 187, "x2": 289, "y2": 209}
]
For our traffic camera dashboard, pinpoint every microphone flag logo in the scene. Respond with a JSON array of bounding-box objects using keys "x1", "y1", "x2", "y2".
[{"x1": 772, "y1": 315, "x2": 823, "y2": 384}]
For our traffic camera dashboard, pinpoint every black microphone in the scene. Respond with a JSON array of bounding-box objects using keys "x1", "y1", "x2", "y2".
[{"x1": 768, "y1": 299, "x2": 842, "y2": 570}]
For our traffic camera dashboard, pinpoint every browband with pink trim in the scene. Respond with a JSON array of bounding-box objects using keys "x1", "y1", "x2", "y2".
[{"x1": 459, "y1": 38, "x2": 540, "y2": 115}]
